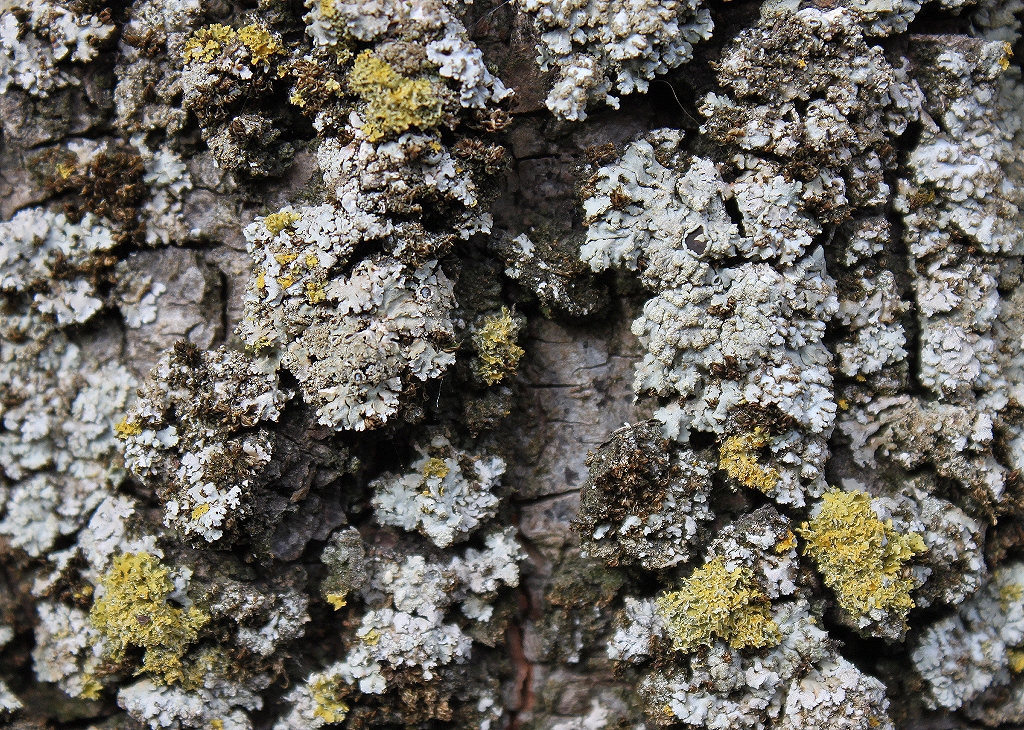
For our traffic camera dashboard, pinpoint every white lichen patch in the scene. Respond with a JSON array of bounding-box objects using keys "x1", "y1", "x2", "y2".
[
  {"x1": 120, "y1": 345, "x2": 289, "y2": 542},
  {"x1": 0, "y1": 207, "x2": 116, "y2": 325},
  {"x1": 372, "y1": 435, "x2": 504, "y2": 547},
  {"x1": 516, "y1": 0, "x2": 713, "y2": 120},
  {"x1": 0, "y1": 0, "x2": 114, "y2": 96}
]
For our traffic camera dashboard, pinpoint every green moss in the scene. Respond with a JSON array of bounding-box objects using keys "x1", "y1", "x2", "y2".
[
  {"x1": 89, "y1": 553, "x2": 209, "y2": 685},
  {"x1": 718, "y1": 428, "x2": 779, "y2": 493},
  {"x1": 655, "y1": 556, "x2": 780, "y2": 653},
  {"x1": 347, "y1": 51, "x2": 443, "y2": 142},
  {"x1": 799, "y1": 488, "x2": 926, "y2": 627},
  {"x1": 472, "y1": 308, "x2": 525, "y2": 385}
]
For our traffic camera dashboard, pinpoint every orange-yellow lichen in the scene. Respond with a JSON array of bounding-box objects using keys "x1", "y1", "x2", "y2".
[
  {"x1": 89, "y1": 552, "x2": 209, "y2": 685},
  {"x1": 348, "y1": 51, "x2": 443, "y2": 142},
  {"x1": 325, "y1": 592, "x2": 348, "y2": 610},
  {"x1": 718, "y1": 428, "x2": 779, "y2": 493},
  {"x1": 655, "y1": 556, "x2": 780, "y2": 653},
  {"x1": 799, "y1": 488, "x2": 926, "y2": 626}
]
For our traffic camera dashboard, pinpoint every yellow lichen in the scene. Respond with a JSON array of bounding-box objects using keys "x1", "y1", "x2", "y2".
[
  {"x1": 183, "y1": 24, "x2": 236, "y2": 63},
  {"x1": 78, "y1": 676, "x2": 103, "y2": 700},
  {"x1": 191, "y1": 504, "x2": 210, "y2": 520},
  {"x1": 799, "y1": 488, "x2": 926, "y2": 626},
  {"x1": 305, "y1": 254, "x2": 319, "y2": 268},
  {"x1": 775, "y1": 530, "x2": 797, "y2": 554},
  {"x1": 472, "y1": 307, "x2": 525, "y2": 385},
  {"x1": 305, "y1": 281, "x2": 326, "y2": 304},
  {"x1": 277, "y1": 275, "x2": 295, "y2": 290},
  {"x1": 114, "y1": 418, "x2": 143, "y2": 438},
  {"x1": 211, "y1": 720, "x2": 225, "y2": 730},
  {"x1": 310, "y1": 674, "x2": 349, "y2": 724},
  {"x1": 89, "y1": 552, "x2": 209, "y2": 685},
  {"x1": 238, "y1": 23, "x2": 282, "y2": 66},
  {"x1": 347, "y1": 51, "x2": 443, "y2": 142},
  {"x1": 1009, "y1": 648, "x2": 1024, "y2": 674},
  {"x1": 325, "y1": 592, "x2": 347, "y2": 610},
  {"x1": 264, "y1": 210, "x2": 301, "y2": 236},
  {"x1": 422, "y1": 457, "x2": 450, "y2": 480},
  {"x1": 1000, "y1": 42, "x2": 1013, "y2": 71},
  {"x1": 318, "y1": 0, "x2": 337, "y2": 19},
  {"x1": 274, "y1": 252, "x2": 299, "y2": 265},
  {"x1": 255, "y1": 270, "x2": 266, "y2": 289},
  {"x1": 1000, "y1": 582, "x2": 1024, "y2": 611},
  {"x1": 718, "y1": 428, "x2": 779, "y2": 493},
  {"x1": 655, "y1": 556, "x2": 780, "y2": 653}
]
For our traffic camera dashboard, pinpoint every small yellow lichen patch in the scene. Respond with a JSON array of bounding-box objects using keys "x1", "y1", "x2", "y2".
[
  {"x1": 90, "y1": 552, "x2": 209, "y2": 685},
  {"x1": 799, "y1": 488, "x2": 926, "y2": 626},
  {"x1": 274, "y1": 253, "x2": 299, "y2": 265},
  {"x1": 1009, "y1": 648, "x2": 1024, "y2": 674},
  {"x1": 473, "y1": 307, "x2": 525, "y2": 385},
  {"x1": 422, "y1": 457, "x2": 450, "y2": 480},
  {"x1": 305, "y1": 254, "x2": 319, "y2": 268},
  {"x1": 277, "y1": 275, "x2": 295, "y2": 290},
  {"x1": 183, "y1": 24, "x2": 236, "y2": 64},
  {"x1": 115, "y1": 418, "x2": 143, "y2": 438},
  {"x1": 719, "y1": 428, "x2": 779, "y2": 493},
  {"x1": 310, "y1": 674, "x2": 349, "y2": 724},
  {"x1": 655, "y1": 556, "x2": 780, "y2": 653},
  {"x1": 238, "y1": 23, "x2": 282, "y2": 66},
  {"x1": 1000, "y1": 43, "x2": 1013, "y2": 71},
  {"x1": 264, "y1": 210, "x2": 301, "y2": 236},
  {"x1": 775, "y1": 530, "x2": 797, "y2": 554},
  {"x1": 190, "y1": 504, "x2": 210, "y2": 520},
  {"x1": 325, "y1": 592, "x2": 347, "y2": 610},
  {"x1": 305, "y1": 281, "x2": 326, "y2": 304},
  {"x1": 1000, "y1": 583, "x2": 1023, "y2": 612},
  {"x1": 211, "y1": 720, "x2": 225, "y2": 730},
  {"x1": 56, "y1": 161, "x2": 77, "y2": 179},
  {"x1": 348, "y1": 51, "x2": 443, "y2": 142},
  {"x1": 78, "y1": 676, "x2": 103, "y2": 700}
]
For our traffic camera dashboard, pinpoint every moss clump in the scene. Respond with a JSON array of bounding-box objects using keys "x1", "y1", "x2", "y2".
[
  {"x1": 472, "y1": 308, "x2": 525, "y2": 386},
  {"x1": 183, "y1": 24, "x2": 236, "y2": 63},
  {"x1": 348, "y1": 51, "x2": 443, "y2": 142},
  {"x1": 719, "y1": 428, "x2": 779, "y2": 493},
  {"x1": 655, "y1": 556, "x2": 780, "y2": 653},
  {"x1": 89, "y1": 552, "x2": 209, "y2": 684},
  {"x1": 799, "y1": 488, "x2": 926, "y2": 626}
]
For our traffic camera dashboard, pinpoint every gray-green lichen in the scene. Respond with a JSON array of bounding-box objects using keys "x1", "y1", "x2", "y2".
[{"x1": 2, "y1": 0, "x2": 1024, "y2": 729}]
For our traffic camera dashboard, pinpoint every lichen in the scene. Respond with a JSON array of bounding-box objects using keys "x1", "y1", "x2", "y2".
[
  {"x1": 800, "y1": 488, "x2": 927, "y2": 633},
  {"x1": 472, "y1": 307, "x2": 524, "y2": 385},
  {"x1": 347, "y1": 51, "x2": 443, "y2": 142},
  {"x1": 89, "y1": 552, "x2": 209, "y2": 684},
  {"x1": 718, "y1": 428, "x2": 780, "y2": 493},
  {"x1": 655, "y1": 556, "x2": 780, "y2": 653}
]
